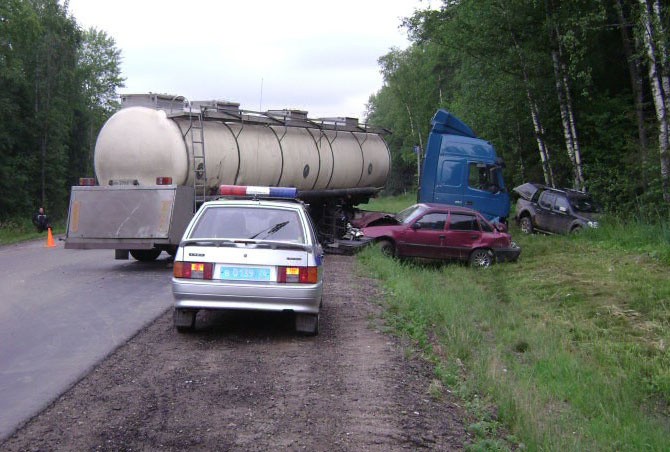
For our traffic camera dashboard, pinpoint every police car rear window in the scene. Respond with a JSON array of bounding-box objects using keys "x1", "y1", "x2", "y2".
[{"x1": 190, "y1": 207, "x2": 305, "y2": 243}]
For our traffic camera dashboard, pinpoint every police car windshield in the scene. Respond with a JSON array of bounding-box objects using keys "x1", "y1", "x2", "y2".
[
  {"x1": 396, "y1": 205, "x2": 427, "y2": 224},
  {"x1": 190, "y1": 206, "x2": 305, "y2": 243}
]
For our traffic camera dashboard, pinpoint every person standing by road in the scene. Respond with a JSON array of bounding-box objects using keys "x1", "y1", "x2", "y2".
[{"x1": 32, "y1": 207, "x2": 50, "y2": 233}]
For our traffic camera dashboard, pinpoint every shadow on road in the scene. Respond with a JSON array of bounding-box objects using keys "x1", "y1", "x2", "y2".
[
  {"x1": 110, "y1": 256, "x2": 175, "y2": 273},
  {"x1": 186, "y1": 310, "x2": 303, "y2": 341}
]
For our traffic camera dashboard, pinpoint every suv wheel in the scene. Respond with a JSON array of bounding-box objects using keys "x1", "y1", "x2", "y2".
[{"x1": 519, "y1": 216, "x2": 534, "y2": 234}]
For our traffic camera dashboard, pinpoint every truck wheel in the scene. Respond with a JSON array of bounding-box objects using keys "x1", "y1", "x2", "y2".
[
  {"x1": 519, "y1": 216, "x2": 534, "y2": 234},
  {"x1": 295, "y1": 313, "x2": 319, "y2": 336},
  {"x1": 174, "y1": 309, "x2": 196, "y2": 333},
  {"x1": 469, "y1": 249, "x2": 493, "y2": 268},
  {"x1": 377, "y1": 239, "x2": 395, "y2": 257},
  {"x1": 130, "y1": 248, "x2": 162, "y2": 261}
]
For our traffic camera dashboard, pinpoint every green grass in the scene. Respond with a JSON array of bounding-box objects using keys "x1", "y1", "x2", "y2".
[
  {"x1": 358, "y1": 191, "x2": 416, "y2": 213},
  {"x1": 0, "y1": 218, "x2": 65, "y2": 246},
  {"x1": 356, "y1": 193, "x2": 670, "y2": 451},
  {"x1": 573, "y1": 216, "x2": 670, "y2": 265}
]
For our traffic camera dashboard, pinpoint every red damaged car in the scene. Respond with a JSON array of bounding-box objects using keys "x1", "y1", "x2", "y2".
[{"x1": 354, "y1": 203, "x2": 520, "y2": 268}]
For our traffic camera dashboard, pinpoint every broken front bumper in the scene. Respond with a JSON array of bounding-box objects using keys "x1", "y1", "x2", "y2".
[{"x1": 494, "y1": 245, "x2": 522, "y2": 263}]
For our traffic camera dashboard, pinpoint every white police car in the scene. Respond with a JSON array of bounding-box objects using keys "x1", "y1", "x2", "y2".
[{"x1": 172, "y1": 186, "x2": 324, "y2": 335}]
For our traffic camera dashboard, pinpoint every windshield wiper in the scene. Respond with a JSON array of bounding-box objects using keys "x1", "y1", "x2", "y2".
[{"x1": 248, "y1": 221, "x2": 289, "y2": 239}]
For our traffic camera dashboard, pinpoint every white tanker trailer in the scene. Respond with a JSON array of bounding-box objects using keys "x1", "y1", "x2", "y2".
[{"x1": 65, "y1": 94, "x2": 391, "y2": 260}]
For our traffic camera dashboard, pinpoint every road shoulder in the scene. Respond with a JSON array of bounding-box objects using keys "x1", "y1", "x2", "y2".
[{"x1": 2, "y1": 255, "x2": 466, "y2": 451}]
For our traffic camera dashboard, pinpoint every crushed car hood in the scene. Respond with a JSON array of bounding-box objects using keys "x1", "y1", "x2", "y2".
[{"x1": 350, "y1": 212, "x2": 399, "y2": 228}]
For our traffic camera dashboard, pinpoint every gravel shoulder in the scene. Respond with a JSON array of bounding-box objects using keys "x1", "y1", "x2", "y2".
[{"x1": 2, "y1": 255, "x2": 466, "y2": 451}]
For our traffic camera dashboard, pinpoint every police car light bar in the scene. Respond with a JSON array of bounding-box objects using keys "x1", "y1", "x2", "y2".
[{"x1": 219, "y1": 185, "x2": 298, "y2": 198}]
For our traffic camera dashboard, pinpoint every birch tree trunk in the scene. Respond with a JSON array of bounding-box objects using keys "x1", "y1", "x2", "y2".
[
  {"x1": 616, "y1": 0, "x2": 648, "y2": 180},
  {"x1": 527, "y1": 89, "x2": 556, "y2": 187},
  {"x1": 499, "y1": 0, "x2": 555, "y2": 186},
  {"x1": 404, "y1": 103, "x2": 423, "y2": 186},
  {"x1": 515, "y1": 120, "x2": 527, "y2": 181},
  {"x1": 652, "y1": 0, "x2": 670, "y2": 117},
  {"x1": 639, "y1": 0, "x2": 670, "y2": 202},
  {"x1": 546, "y1": 0, "x2": 585, "y2": 189}
]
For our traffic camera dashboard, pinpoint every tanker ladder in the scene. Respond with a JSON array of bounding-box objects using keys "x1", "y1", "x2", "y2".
[{"x1": 188, "y1": 102, "x2": 207, "y2": 210}]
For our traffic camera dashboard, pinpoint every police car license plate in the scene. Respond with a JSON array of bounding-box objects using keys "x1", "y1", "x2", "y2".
[{"x1": 219, "y1": 266, "x2": 271, "y2": 281}]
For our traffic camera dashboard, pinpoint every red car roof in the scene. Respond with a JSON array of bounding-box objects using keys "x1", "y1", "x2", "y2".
[{"x1": 420, "y1": 203, "x2": 482, "y2": 215}]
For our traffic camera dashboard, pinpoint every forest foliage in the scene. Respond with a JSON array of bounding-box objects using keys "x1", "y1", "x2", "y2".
[
  {"x1": 0, "y1": 0, "x2": 123, "y2": 221},
  {"x1": 366, "y1": 0, "x2": 670, "y2": 219}
]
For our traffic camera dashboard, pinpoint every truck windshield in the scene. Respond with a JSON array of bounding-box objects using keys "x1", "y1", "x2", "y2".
[
  {"x1": 190, "y1": 206, "x2": 305, "y2": 243},
  {"x1": 569, "y1": 196, "x2": 601, "y2": 213},
  {"x1": 396, "y1": 205, "x2": 427, "y2": 224}
]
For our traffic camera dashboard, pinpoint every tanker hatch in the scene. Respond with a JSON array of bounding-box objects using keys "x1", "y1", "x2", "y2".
[{"x1": 266, "y1": 109, "x2": 309, "y2": 120}]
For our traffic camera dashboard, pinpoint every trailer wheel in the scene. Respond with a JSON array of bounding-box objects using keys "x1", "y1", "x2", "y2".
[{"x1": 130, "y1": 248, "x2": 162, "y2": 261}]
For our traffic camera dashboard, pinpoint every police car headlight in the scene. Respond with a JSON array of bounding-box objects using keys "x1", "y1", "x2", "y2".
[{"x1": 587, "y1": 221, "x2": 598, "y2": 228}]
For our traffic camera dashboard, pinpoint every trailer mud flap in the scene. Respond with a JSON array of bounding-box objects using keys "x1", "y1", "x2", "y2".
[{"x1": 65, "y1": 185, "x2": 194, "y2": 249}]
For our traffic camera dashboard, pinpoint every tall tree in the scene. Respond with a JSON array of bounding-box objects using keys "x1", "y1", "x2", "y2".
[
  {"x1": 638, "y1": 0, "x2": 670, "y2": 203},
  {"x1": 76, "y1": 27, "x2": 125, "y2": 172},
  {"x1": 616, "y1": 0, "x2": 649, "y2": 181}
]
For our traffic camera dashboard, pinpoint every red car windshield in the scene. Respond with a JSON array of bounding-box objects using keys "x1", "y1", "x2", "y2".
[{"x1": 395, "y1": 205, "x2": 427, "y2": 224}]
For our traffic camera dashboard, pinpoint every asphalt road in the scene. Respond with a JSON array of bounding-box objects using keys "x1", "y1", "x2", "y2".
[{"x1": 0, "y1": 238, "x2": 174, "y2": 441}]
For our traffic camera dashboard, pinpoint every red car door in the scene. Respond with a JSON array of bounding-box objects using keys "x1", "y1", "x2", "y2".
[
  {"x1": 443, "y1": 212, "x2": 482, "y2": 260},
  {"x1": 402, "y1": 212, "x2": 449, "y2": 259}
]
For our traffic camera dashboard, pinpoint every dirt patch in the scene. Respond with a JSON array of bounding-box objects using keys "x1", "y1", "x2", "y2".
[{"x1": 2, "y1": 255, "x2": 466, "y2": 451}]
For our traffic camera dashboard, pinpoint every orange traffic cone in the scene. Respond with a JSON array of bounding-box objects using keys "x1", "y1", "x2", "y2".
[{"x1": 46, "y1": 227, "x2": 57, "y2": 248}]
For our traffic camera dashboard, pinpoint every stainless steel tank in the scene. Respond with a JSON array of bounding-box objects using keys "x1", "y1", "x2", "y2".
[{"x1": 94, "y1": 99, "x2": 390, "y2": 192}]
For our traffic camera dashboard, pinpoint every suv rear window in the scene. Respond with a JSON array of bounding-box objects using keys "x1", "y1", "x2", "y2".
[{"x1": 190, "y1": 206, "x2": 305, "y2": 243}]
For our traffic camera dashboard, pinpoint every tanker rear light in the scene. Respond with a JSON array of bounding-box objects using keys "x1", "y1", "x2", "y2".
[
  {"x1": 219, "y1": 185, "x2": 298, "y2": 199},
  {"x1": 78, "y1": 178, "x2": 97, "y2": 186},
  {"x1": 156, "y1": 177, "x2": 173, "y2": 185}
]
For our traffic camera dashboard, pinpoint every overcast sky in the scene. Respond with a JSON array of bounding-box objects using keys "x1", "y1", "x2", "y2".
[{"x1": 67, "y1": 0, "x2": 434, "y2": 120}]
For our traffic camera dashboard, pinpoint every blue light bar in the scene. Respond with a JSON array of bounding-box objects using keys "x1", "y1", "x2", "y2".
[{"x1": 269, "y1": 187, "x2": 298, "y2": 198}]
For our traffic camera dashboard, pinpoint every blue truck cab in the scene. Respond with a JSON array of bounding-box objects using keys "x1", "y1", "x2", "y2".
[{"x1": 418, "y1": 110, "x2": 510, "y2": 222}]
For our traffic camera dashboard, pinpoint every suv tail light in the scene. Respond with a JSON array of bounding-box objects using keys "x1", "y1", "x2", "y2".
[
  {"x1": 174, "y1": 262, "x2": 213, "y2": 280},
  {"x1": 277, "y1": 266, "x2": 319, "y2": 284}
]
